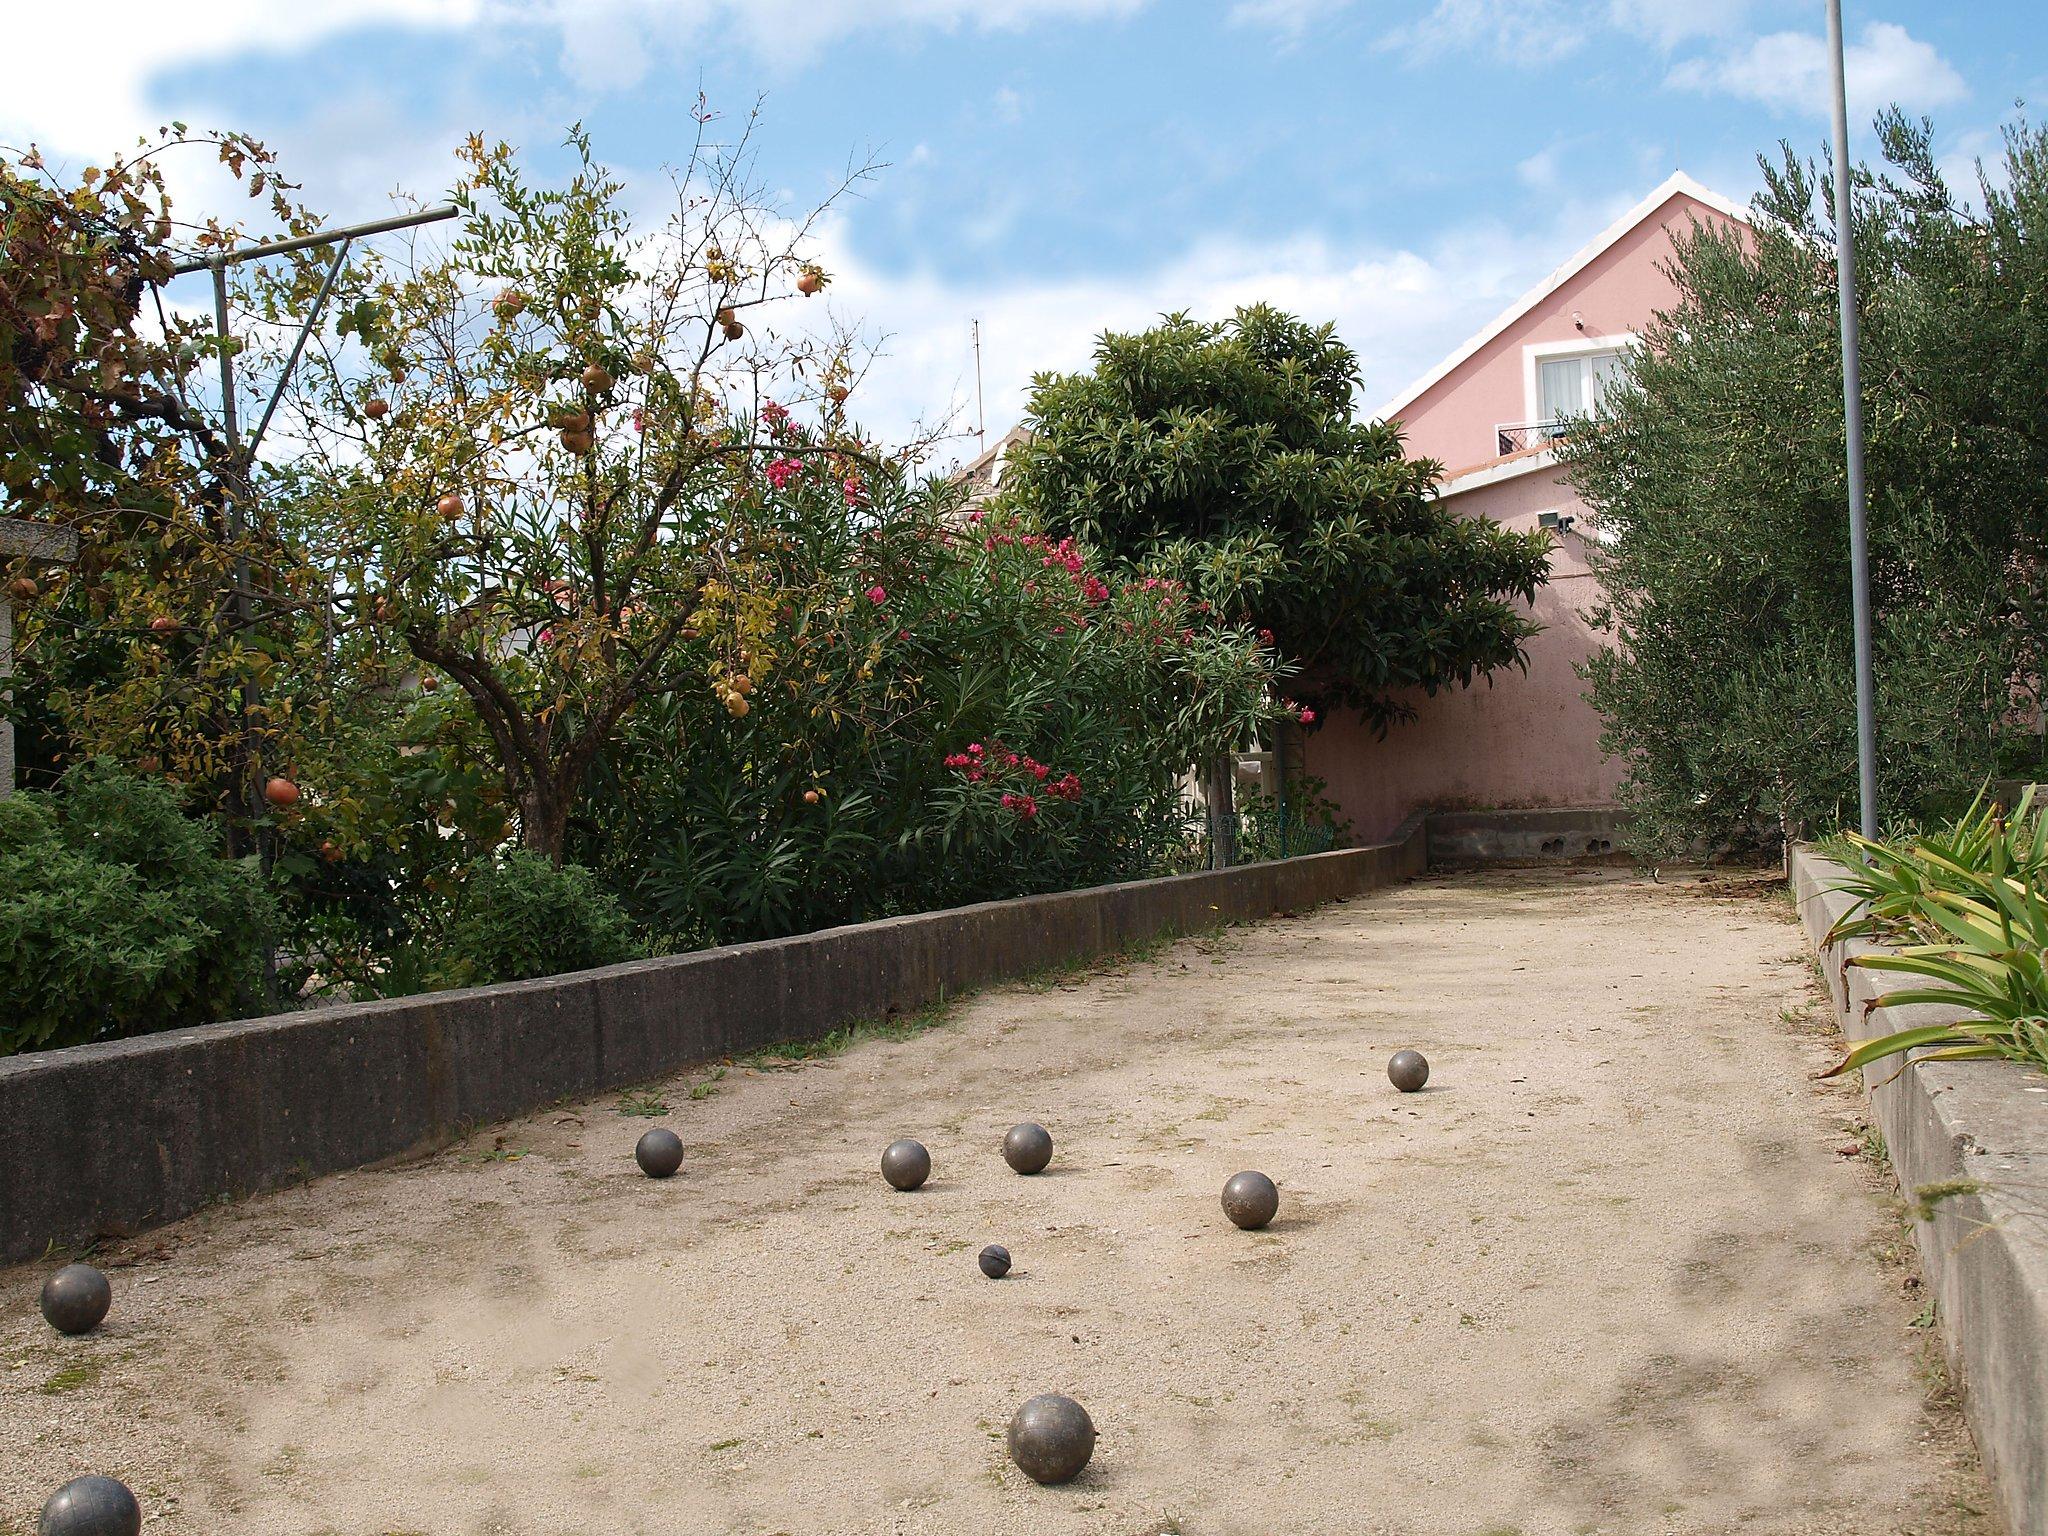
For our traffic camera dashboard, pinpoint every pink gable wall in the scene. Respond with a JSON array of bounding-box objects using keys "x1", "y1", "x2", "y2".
[
  {"x1": 1396, "y1": 189, "x2": 1736, "y2": 475},
  {"x1": 1301, "y1": 184, "x2": 1744, "y2": 843},
  {"x1": 1300, "y1": 466, "x2": 1619, "y2": 841}
]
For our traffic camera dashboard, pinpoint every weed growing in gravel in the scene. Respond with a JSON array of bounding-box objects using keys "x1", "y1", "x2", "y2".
[
  {"x1": 740, "y1": 996, "x2": 957, "y2": 1070},
  {"x1": 40, "y1": 1359, "x2": 102, "y2": 1394},
  {"x1": 615, "y1": 1090, "x2": 669, "y2": 1117},
  {"x1": 1910, "y1": 1179, "x2": 1988, "y2": 1220}
]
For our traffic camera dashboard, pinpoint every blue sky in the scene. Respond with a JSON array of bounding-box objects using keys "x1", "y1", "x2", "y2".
[{"x1": 4, "y1": 1, "x2": 2041, "y2": 457}]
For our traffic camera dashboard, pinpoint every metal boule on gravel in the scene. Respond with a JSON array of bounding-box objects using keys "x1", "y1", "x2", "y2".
[
  {"x1": 881, "y1": 1138, "x2": 931, "y2": 1191},
  {"x1": 39, "y1": 1264, "x2": 111, "y2": 1336},
  {"x1": 1388, "y1": 1049, "x2": 1431, "y2": 1093},
  {"x1": 1006, "y1": 1393, "x2": 1096, "y2": 1484},
  {"x1": 1002, "y1": 1121, "x2": 1053, "y2": 1174},
  {"x1": 634, "y1": 1127, "x2": 684, "y2": 1179},
  {"x1": 1221, "y1": 1169, "x2": 1279, "y2": 1230},
  {"x1": 38, "y1": 1475, "x2": 140, "y2": 1536},
  {"x1": 979, "y1": 1244, "x2": 1012, "y2": 1279}
]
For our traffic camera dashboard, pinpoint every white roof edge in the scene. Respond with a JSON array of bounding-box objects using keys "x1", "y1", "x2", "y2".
[
  {"x1": 1437, "y1": 447, "x2": 1559, "y2": 498},
  {"x1": 1379, "y1": 171, "x2": 1749, "y2": 421}
]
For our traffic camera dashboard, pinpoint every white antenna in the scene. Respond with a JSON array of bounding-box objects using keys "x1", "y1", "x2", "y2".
[{"x1": 972, "y1": 318, "x2": 986, "y2": 450}]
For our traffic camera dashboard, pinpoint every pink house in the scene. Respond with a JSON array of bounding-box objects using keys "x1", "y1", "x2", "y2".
[{"x1": 1300, "y1": 172, "x2": 1750, "y2": 848}]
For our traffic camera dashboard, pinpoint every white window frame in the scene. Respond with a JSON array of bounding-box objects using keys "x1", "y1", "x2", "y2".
[{"x1": 1521, "y1": 332, "x2": 1638, "y2": 427}]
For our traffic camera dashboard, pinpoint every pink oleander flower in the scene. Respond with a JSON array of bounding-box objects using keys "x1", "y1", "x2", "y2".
[
  {"x1": 765, "y1": 456, "x2": 803, "y2": 489},
  {"x1": 1299, "y1": 708, "x2": 1317, "y2": 725},
  {"x1": 865, "y1": 585, "x2": 887, "y2": 605}
]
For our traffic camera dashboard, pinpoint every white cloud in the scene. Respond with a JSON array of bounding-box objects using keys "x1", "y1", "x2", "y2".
[
  {"x1": 1381, "y1": 0, "x2": 1751, "y2": 66},
  {"x1": 1606, "y1": 0, "x2": 1749, "y2": 50},
  {"x1": 1228, "y1": 0, "x2": 1355, "y2": 43},
  {"x1": 0, "y1": 1, "x2": 482, "y2": 153},
  {"x1": 514, "y1": 0, "x2": 1146, "y2": 89},
  {"x1": 1667, "y1": 21, "x2": 1968, "y2": 116},
  {"x1": 792, "y1": 199, "x2": 1638, "y2": 462},
  {"x1": 1517, "y1": 145, "x2": 1563, "y2": 191},
  {"x1": 0, "y1": 0, "x2": 1144, "y2": 154},
  {"x1": 1380, "y1": 0, "x2": 1586, "y2": 65}
]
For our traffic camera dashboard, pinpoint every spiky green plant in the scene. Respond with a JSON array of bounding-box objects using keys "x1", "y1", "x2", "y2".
[{"x1": 1822, "y1": 787, "x2": 2048, "y2": 1080}]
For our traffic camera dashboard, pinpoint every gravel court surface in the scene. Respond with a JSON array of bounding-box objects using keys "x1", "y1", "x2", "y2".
[{"x1": 0, "y1": 868, "x2": 1995, "y2": 1536}]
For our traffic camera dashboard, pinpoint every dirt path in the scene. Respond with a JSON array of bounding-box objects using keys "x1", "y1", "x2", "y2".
[{"x1": 0, "y1": 870, "x2": 1993, "y2": 1536}]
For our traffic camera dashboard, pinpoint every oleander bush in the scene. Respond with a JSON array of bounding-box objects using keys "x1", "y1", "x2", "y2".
[{"x1": 577, "y1": 438, "x2": 1284, "y2": 944}]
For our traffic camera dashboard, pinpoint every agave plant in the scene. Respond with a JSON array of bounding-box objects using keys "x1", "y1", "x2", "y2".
[{"x1": 1821, "y1": 786, "x2": 2048, "y2": 1081}]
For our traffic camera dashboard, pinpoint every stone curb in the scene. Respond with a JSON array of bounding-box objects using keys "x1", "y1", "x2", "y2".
[{"x1": 1790, "y1": 846, "x2": 2048, "y2": 1536}]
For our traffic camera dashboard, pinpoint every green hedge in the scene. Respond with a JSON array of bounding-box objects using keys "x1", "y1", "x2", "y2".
[
  {"x1": 436, "y1": 851, "x2": 641, "y2": 987},
  {"x1": 0, "y1": 763, "x2": 271, "y2": 1054}
]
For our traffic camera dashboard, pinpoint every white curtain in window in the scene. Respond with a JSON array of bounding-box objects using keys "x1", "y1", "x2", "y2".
[
  {"x1": 1537, "y1": 357, "x2": 1586, "y2": 422},
  {"x1": 1538, "y1": 349, "x2": 1623, "y2": 422},
  {"x1": 1587, "y1": 349, "x2": 1625, "y2": 411}
]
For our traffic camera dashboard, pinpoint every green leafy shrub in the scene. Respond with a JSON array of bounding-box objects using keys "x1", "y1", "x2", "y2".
[
  {"x1": 437, "y1": 851, "x2": 641, "y2": 987},
  {"x1": 0, "y1": 762, "x2": 272, "y2": 1054},
  {"x1": 1565, "y1": 114, "x2": 2048, "y2": 858},
  {"x1": 999, "y1": 303, "x2": 1552, "y2": 726}
]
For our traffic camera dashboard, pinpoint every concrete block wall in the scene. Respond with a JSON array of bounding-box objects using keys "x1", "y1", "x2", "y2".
[{"x1": 0, "y1": 821, "x2": 1425, "y2": 1265}]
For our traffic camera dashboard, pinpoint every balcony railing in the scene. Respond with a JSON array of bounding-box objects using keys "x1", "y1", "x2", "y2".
[{"x1": 1495, "y1": 419, "x2": 1569, "y2": 457}]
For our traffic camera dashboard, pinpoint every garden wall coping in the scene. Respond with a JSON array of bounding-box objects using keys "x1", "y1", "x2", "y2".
[
  {"x1": 1791, "y1": 845, "x2": 2048, "y2": 1536},
  {"x1": 0, "y1": 817, "x2": 1426, "y2": 1266}
]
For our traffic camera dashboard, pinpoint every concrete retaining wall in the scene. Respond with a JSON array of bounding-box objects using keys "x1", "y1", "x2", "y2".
[
  {"x1": 0, "y1": 820, "x2": 1426, "y2": 1266},
  {"x1": 1425, "y1": 806, "x2": 1631, "y2": 867},
  {"x1": 1791, "y1": 847, "x2": 2048, "y2": 1536}
]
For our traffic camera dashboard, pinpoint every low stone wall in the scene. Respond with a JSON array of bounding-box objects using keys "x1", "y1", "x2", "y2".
[
  {"x1": 1791, "y1": 847, "x2": 2048, "y2": 1536},
  {"x1": 0, "y1": 819, "x2": 1426, "y2": 1266},
  {"x1": 1425, "y1": 806, "x2": 1631, "y2": 867}
]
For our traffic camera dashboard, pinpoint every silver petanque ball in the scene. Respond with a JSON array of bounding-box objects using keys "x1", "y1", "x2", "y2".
[
  {"x1": 1006, "y1": 1393, "x2": 1096, "y2": 1484},
  {"x1": 1002, "y1": 1121, "x2": 1053, "y2": 1174},
  {"x1": 39, "y1": 1264, "x2": 111, "y2": 1336},
  {"x1": 881, "y1": 1138, "x2": 931, "y2": 1191},
  {"x1": 1221, "y1": 1169, "x2": 1280, "y2": 1230},
  {"x1": 1387, "y1": 1049, "x2": 1430, "y2": 1093},
  {"x1": 634, "y1": 1127, "x2": 684, "y2": 1178},
  {"x1": 38, "y1": 1475, "x2": 140, "y2": 1536}
]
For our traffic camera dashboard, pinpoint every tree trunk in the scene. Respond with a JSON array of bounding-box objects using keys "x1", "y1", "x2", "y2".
[
  {"x1": 520, "y1": 780, "x2": 572, "y2": 866},
  {"x1": 1204, "y1": 752, "x2": 1237, "y2": 870}
]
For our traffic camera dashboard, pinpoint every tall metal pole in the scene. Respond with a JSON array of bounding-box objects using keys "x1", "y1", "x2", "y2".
[
  {"x1": 180, "y1": 204, "x2": 454, "y2": 1014},
  {"x1": 972, "y1": 318, "x2": 986, "y2": 452},
  {"x1": 212, "y1": 258, "x2": 278, "y2": 1009},
  {"x1": 1827, "y1": 0, "x2": 1879, "y2": 838}
]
